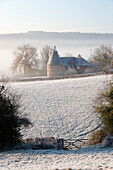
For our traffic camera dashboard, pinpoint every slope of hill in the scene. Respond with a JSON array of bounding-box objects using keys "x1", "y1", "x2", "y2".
[
  {"x1": 0, "y1": 75, "x2": 113, "y2": 170},
  {"x1": 1, "y1": 31, "x2": 113, "y2": 40},
  {"x1": 11, "y1": 75, "x2": 110, "y2": 139}
]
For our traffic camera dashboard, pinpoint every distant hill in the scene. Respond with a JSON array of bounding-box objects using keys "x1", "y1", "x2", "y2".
[
  {"x1": 0, "y1": 31, "x2": 113, "y2": 76},
  {"x1": 0, "y1": 31, "x2": 113, "y2": 40}
]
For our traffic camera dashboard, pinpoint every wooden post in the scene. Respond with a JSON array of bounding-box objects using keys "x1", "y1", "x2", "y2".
[{"x1": 57, "y1": 138, "x2": 64, "y2": 150}]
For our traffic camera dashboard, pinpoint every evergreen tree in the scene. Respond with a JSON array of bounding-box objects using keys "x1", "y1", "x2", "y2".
[
  {"x1": 0, "y1": 81, "x2": 31, "y2": 151},
  {"x1": 94, "y1": 80, "x2": 113, "y2": 136}
]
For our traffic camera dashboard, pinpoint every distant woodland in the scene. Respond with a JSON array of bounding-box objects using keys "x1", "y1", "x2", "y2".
[{"x1": 0, "y1": 31, "x2": 113, "y2": 40}]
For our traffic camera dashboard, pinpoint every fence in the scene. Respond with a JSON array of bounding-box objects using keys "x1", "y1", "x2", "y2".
[{"x1": 57, "y1": 138, "x2": 89, "y2": 150}]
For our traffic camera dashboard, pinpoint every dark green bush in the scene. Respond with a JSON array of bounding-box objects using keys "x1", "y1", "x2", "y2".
[
  {"x1": 88, "y1": 79, "x2": 113, "y2": 145},
  {"x1": 0, "y1": 81, "x2": 31, "y2": 151},
  {"x1": 94, "y1": 82, "x2": 113, "y2": 136}
]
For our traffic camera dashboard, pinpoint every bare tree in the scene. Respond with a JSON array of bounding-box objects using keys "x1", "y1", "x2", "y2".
[
  {"x1": 89, "y1": 44, "x2": 113, "y2": 73},
  {"x1": 11, "y1": 44, "x2": 39, "y2": 74},
  {"x1": 40, "y1": 45, "x2": 52, "y2": 70}
]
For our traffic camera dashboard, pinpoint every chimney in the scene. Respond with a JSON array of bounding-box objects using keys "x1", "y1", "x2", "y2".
[
  {"x1": 70, "y1": 58, "x2": 73, "y2": 68},
  {"x1": 77, "y1": 54, "x2": 81, "y2": 58}
]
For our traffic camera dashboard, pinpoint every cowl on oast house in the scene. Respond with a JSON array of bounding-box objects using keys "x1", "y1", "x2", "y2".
[{"x1": 47, "y1": 46, "x2": 92, "y2": 77}]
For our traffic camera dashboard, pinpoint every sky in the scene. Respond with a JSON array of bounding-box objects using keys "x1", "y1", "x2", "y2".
[{"x1": 0, "y1": 0, "x2": 113, "y2": 34}]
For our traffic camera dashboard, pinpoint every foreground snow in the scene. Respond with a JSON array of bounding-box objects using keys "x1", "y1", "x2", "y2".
[
  {"x1": 0, "y1": 145, "x2": 113, "y2": 169},
  {"x1": 1, "y1": 75, "x2": 113, "y2": 169}
]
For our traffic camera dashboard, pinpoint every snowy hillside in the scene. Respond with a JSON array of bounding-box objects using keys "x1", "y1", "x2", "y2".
[
  {"x1": 1, "y1": 74, "x2": 113, "y2": 170},
  {"x1": 11, "y1": 75, "x2": 110, "y2": 140}
]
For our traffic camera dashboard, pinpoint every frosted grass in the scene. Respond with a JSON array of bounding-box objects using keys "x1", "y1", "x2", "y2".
[
  {"x1": 0, "y1": 75, "x2": 113, "y2": 170},
  {"x1": 11, "y1": 75, "x2": 110, "y2": 139}
]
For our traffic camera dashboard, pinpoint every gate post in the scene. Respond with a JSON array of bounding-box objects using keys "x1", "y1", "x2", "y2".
[{"x1": 57, "y1": 138, "x2": 64, "y2": 150}]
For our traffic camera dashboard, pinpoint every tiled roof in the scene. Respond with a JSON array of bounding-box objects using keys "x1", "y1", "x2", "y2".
[
  {"x1": 47, "y1": 47, "x2": 92, "y2": 67},
  {"x1": 60, "y1": 57, "x2": 92, "y2": 67}
]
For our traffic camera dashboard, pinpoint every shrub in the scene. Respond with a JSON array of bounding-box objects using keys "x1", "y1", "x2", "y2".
[
  {"x1": 0, "y1": 79, "x2": 31, "y2": 151},
  {"x1": 94, "y1": 81, "x2": 113, "y2": 136},
  {"x1": 87, "y1": 127, "x2": 107, "y2": 145},
  {"x1": 88, "y1": 78, "x2": 113, "y2": 145}
]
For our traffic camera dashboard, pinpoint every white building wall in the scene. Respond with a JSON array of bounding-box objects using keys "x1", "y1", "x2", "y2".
[{"x1": 47, "y1": 65, "x2": 68, "y2": 77}]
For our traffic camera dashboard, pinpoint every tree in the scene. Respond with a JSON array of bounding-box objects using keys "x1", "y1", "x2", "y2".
[
  {"x1": 94, "y1": 80, "x2": 113, "y2": 136},
  {"x1": 87, "y1": 79, "x2": 113, "y2": 146},
  {"x1": 0, "y1": 78, "x2": 31, "y2": 151},
  {"x1": 40, "y1": 45, "x2": 52, "y2": 70},
  {"x1": 89, "y1": 45, "x2": 113, "y2": 73},
  {"x1": 11, "y1": 44, "x2": 39, "y2": 74}
]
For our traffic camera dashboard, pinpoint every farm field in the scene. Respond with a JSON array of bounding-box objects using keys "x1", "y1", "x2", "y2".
[
  {"x1": 0, "y1": 74, "x2": 113, "y2": 170},
  {"x1": 13, "y1": 75, "x2": 109, "y2": 139}
]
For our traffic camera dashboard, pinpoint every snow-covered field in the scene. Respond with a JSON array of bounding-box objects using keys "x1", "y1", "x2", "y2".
[
  {"x1": 1, "y1": 146, "x2": 113, "y2": 170},
  {"x1": 13, "y1": 75, "x2": 108, "y2": 139},
  {"x1": 1, "y1": 75, "x2": 113, "y2": 170}
]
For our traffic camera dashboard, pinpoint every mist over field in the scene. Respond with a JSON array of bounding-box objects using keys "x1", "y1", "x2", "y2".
[{"x1": 0, "y1": 31, "x2": 113, "y2": 76}]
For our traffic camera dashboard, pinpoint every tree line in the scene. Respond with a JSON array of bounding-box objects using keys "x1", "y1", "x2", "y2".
[
  {"x1": 11, "y1": 44, "x2": 52, "y2": 75},
  {"x1": 11, "y1": 44, "x2": 113, "y2": 76},
  {"x1": 89, "y1": 44, "x2": 113, "y2": 73}
]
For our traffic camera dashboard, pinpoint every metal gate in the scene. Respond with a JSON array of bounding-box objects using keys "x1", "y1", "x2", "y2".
[{"x1": 63, "y1": 139, "x2": 88, "y2": 149}]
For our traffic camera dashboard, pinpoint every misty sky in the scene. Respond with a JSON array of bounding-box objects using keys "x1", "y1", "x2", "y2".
[{"x1": 0, "y1": 0, "x2": 113, "y2": 34}]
